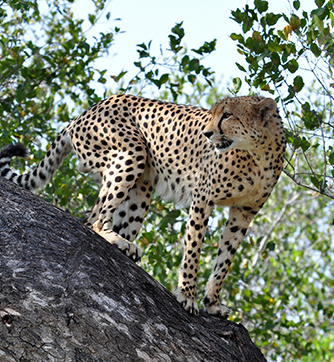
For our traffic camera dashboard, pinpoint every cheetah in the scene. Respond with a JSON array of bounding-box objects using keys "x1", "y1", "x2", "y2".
[{"x1": 0, "y1": 94, "x2": 286, "y2": 317}]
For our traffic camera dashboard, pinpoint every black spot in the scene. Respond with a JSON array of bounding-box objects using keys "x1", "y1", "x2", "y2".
[
  {"x1": 238, "y1": 184, "x2": 244, "y2": 192},
  {"x1": 116, "y1": 192, "x2": 125, "y2": 199},
  {"x1": 126, "y1": 174, "x2": 135, "y2": 182},
  {"x1": 230, "y1": 226, "x2": 240, "y2": 233},
  {"x1": 39, "y1": 172, "x2": 46, "y2": 180},
  {"x1": 130, "y1": 204, "x2": 138, "y2": 211},
  {"x1": 243, "y1": 206, "x2": 252, "y2": 211}
]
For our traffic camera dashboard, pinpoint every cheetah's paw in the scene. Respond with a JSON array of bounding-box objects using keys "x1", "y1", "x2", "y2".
[
  {"x1": 176, "y1": 291, "x2": 199, "y2": 315},
  {"x1": 204, "y1": 303, "x2": 230, "y2": 318},
  {"x1": 96, "y1": 228, "x2": 142, "y2": 262},
  {"x1": 113, "y1": 237, "x2": 142, "y2": 262}
]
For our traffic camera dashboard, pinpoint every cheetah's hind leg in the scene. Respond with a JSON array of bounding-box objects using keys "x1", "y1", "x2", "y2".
[
  {"x1": 112, "y1": 176, "x2": 153, "y2": 242},
  {"x1": 104, "y1": 176, "x2": 153, "y2": 262},
  {"x1": 86, "y1": 157, "x2": 149, "y2": 262}
]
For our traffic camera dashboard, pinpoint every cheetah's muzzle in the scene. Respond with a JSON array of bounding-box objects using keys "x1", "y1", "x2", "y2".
[{"x1": 203, "y1": 130, "x2": 233, "y2": 152}]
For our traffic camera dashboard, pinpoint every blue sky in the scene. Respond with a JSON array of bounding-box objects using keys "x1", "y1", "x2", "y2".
[{"x1": 72, "y1": 0, "x2": 315, "y2": 95}]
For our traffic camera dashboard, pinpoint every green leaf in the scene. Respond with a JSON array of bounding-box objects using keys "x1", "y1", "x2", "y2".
[
  {"x1": 235, "y1": 62, "x2": 246, "y2": 72},
  {"x1": 301, "y1": 102, "x2": 321, "y2": 130},
  {"x1": 266, "y1": 13, "x2": 282, "y2": 26},
  {"x1": 293, "y1": 75, "x2": 304, "y2": 92},
  {"x1": 187, "y1": 74, "x2": 197, "y2": 84},
  {"x1": 310, "y1": 176, "x2": 320, "y2": 188},
  {"x1": 110, "y1": 70, "x2": 127, "y2": 83},
  {"x1": 311, "y1": 6, "x2": 328, "y2": 19},
  {"x1": 171, "y1": 22, "x2": 185, "y2": 38},
  {"x1": 181, "y1": 55, "x2": 189, "y2": 67},
  {"x1": 230, "y1": 33, "x2": 244, "y2": 42},
  {"x1": 268, "y1": 41, "x2": 282, "y2": 53},
  {"x1": 300, "y1": 137, "x2": 311, "y2": 152},
  {"x1": 137, "y1": 42, "x2": 148, "y2": 50},
  {"x1": 293, "y1": 0, "x2": 300, "y2": 10},
  {"x1": 134, "y1": 61, "x2": 144, "y2": 71},
  {"x1": 255, "y1": 0, "x2": 269, "y2": 13},
  {"x1": 228, "y1": 77, "x2": 242, "y2": 95},
  {"x1": 267, "y1": 241, "x2": 276, "y2": 251},
  {"x1": 159, "y1": 73, "x2": 169, "y2": 85},
  {"x1": 168, "y1": 209, "x2": 181, "y2": 219},
  {"x1": 88, "y1": 13, "x2": 96, "y2": 25},
  {"x1": 191, "y1": 39, "x2": 217, "y2": 55},
  {"x1": 188, "y1": 59, "x2": 200, "y2": 72},
  {"x1": 313, "y1": 14, "x2": 324, "y2": 32},
  {"x1": 315, "y1": 0, "x2": 325, "y2": 7},
  {"x1": 328, "y1": 152, "x2": 334, "y2": 165},
  {"x1": 286, "y1": 59, "x2": 299, "y2": 73}
]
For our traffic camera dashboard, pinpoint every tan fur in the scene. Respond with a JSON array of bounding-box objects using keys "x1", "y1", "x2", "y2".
[{"x1": 0, "y1": 94, "x2": 286, "y2": 317}]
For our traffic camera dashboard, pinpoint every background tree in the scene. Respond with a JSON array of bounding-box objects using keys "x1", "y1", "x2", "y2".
[
  {"x1": 230, "y1": 0, "x2": 334, "y2": 199},
  {"x1": 0, "y1": 1, "x2": 333, "y2": 361},
  {"x1": 227, "y1": 1, "x2": 334, "y2": 359}
]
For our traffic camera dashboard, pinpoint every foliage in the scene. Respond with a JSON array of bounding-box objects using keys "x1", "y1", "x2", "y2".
[
  {"x1": 0, "y1": 0, "x2": 118, "y2": 214},
  {"x1": 227, "y1": 175, "x2": 334, "y2": 361},
  {"x1": 230, "y1": 0, "x2": 334, "y2": 200},
  {"x1": 111, "y1": 21, "x2": 217, "y2": 104},
  {"x1": 1, "y1": 1, "x2": 333, "y2": 362}
]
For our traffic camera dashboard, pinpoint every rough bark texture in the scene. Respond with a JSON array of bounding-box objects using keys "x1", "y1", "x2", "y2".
[{"x1": 0, "y1": 177, "x2": 266, "y2": 362}]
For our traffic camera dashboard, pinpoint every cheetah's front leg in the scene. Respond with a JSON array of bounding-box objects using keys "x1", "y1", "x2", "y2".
[
  {"x1": 204, "y1": 206, "x2": 256, "y2": 317},
  {"x1": 176, "y1": 198, "x2": 212, "y2": 315}
]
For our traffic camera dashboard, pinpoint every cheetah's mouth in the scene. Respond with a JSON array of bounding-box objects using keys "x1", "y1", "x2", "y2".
[{"x1": 216, "y1": 139, "x2": 234, "y2": 152}]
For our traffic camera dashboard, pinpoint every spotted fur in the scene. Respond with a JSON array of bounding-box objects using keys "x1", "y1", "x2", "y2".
[{"x1": 0, "y1": 94, "x2": 286, "y2": 317}]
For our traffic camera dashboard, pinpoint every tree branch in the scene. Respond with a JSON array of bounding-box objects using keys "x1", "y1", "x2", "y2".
[
  {"x1": 252, "y1": 193, "x2": 299, "y2": 267},
  {"x1": 0, "y1": 177, "x2": 266, "y2": 362},
  {"x1": 283, "y1": 169, "x2": 334, "y2": 199}
]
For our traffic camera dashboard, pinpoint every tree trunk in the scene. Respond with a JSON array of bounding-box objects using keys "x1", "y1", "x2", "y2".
[{"x1": 0, "y1": 177, "x2": 266, "y2": 362}]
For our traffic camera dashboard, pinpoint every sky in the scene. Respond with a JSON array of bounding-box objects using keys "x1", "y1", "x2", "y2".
[{"x1": 70, "y1": 0, "x2": 315, "y2": 97}]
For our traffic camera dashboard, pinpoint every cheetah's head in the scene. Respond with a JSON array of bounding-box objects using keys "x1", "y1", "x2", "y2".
[{"x1": 203, "y1": 96, "x2": 277, "y2": 153}]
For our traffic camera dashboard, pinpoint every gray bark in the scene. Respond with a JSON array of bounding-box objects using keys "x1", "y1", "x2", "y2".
[{"x1": 0, "y1": 177, "x2": 266, "y2": 362}]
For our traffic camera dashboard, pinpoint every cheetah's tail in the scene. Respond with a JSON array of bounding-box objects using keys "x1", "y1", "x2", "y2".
[{"x1": 0, "y1": 129, "x2": 72, "y2": 191}]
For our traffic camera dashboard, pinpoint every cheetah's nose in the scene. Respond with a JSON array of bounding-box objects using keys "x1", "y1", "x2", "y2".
[{"x1": 203, "y1": 131, "x2": 213, "y2": 139}]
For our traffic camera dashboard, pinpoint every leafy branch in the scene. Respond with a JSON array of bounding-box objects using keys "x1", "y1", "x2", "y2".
[
  {"x1": 111, "y1": 22, "x2": 216, "y2": 102},
  {"x1": 230, "y1": 0, "x2": 334, "y2": 198}
]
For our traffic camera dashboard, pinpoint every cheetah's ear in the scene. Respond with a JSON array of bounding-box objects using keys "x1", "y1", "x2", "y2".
[{"x1": 257, "y1": 98, "x2": 277, "y2": 123}]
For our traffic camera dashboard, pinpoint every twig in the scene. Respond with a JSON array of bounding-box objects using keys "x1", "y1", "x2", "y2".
[
  {"x1": 252, "y1": 193, "x2": 300, "y2": 267},
  {"x1": 283, "y1": 169, "x2": 334, "y2": 199}
]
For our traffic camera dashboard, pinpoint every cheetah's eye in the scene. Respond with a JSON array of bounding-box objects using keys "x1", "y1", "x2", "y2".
[{"x1": 221, "y1": 112, "x2": 232, "y2": 121}]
